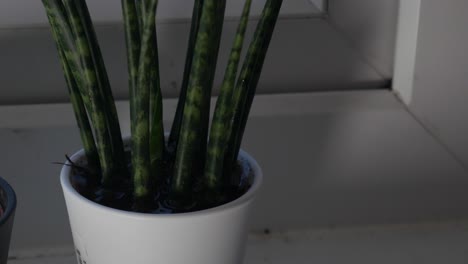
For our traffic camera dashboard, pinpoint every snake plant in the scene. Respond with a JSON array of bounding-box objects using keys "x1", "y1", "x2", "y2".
[{"x1": 43, "y1": 0, "x2": 283, "y2": 212}]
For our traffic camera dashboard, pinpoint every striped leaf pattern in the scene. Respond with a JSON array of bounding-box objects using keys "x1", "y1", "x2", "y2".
[
  {"x1": 225, "y1": 0, "x2": 283, "y2": 174},
  {"x1": 132, "y1": 0, "x2": 159, "y2": 205},
  {"x1": 204, "y1": 0, "x2": 253, "y2": 193},
  {"x1": 42, "y1": 0, "x2": 282, "y2": 210},
  {"x1": 42, "y1": 0, "x2": 100, "y2": 177},
  {"x1": 171, "y1": 0, "x2": 226, "y2": 200},
  {"x1": 168, "y1": 0, "x2": 205, "y2": 155}
]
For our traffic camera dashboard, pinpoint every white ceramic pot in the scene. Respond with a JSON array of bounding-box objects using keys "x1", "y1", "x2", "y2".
[{"x1": 60, "y1": 148, "x2": 262, "y2": 264}]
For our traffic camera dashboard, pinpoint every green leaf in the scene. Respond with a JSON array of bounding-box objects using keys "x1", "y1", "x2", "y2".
[
  {"x1": 62, "y1": 0, "x2": 127, "y2": 189},
  {"x1": 204, "y1": 0, "x2": 253, "y2": 193},
  {"x1": 149, "y1": 32, "x2": 164, "y2": 189},
  {"x1": 226, "y1": 0, "x2": 283, "y2": 174},
  {"x1": 171, "y1": 0, "x2": 226, "y2": 201},
  {"x1": 42, "y1": 0, "x2": 100, "y2": 178},
  {"x1": 168, "y1": 0, "x2": 204, "y2": 155},
  {"x1": 131, "y1": 0, "x2": 159, "y2": 207},
  {"x1": 122, "y1": 0, "x2": 141, "y2": 128}
]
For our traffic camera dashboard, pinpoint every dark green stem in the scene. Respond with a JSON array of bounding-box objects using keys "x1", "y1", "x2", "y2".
[
  {"x1": 135, "y1": 0, "x2": 145, "y2": 35},
  {"x1": 73, "y1": 0, "x2": 127, "y2": 178},
  {"x1": 132, "y1": 0, "x2": 164, "y2": 188},
  {"x1": 145, "y1": 0, "x2": 164, "y2": 188},
  {"x1": 204, "y1": 0, "x2": 252, "y2": 192},
  {"x1": 149, "y1": 32, "x2": 164, "y2": 188},
  {"x1": 42, "y1": 0, "x2": 100, "y2": 177},
  {"x1": 171, "y1": 0, "x2": 226, "y2": 200},
  {"x1": 168, "y1": 0, "x2": 204, "y2": 155},
  {"x1": 132, "y1": 0, "x2": 159, "y2": 206},
  {"x1": 226, "y1": 0, "x2": 283, "y2": 171},
  {"x1": 122, "y1": 0, "x2": 141, "y2": 125},
  {"x1": 63, "y1": 0, "x2": 126, "y2": 189}
]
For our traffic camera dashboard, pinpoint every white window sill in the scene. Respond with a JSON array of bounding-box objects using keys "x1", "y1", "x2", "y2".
[{"x1": 9, "y1": 221, "x2": 468, "y2": 263}]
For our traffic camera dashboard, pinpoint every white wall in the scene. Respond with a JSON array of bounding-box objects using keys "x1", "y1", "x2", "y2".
[
  {"x1": 328, "y1": 0, "x2": 400, "y2": 78},
  {"x1": 0, "y1": 17, "x2": 386, "y2": 105},
  {"x1": 0, "y1": 0, "x2": 322, "y2": 27},
  {"x1": 409, "y1": 0, "x2": 468, "y2": 168}
]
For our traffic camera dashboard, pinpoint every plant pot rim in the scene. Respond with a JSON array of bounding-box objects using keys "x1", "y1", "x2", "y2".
[
  {"x1": 0, "y1": 177, "x2": 16, "y2": 226},
  {"x1": 61, "y1": 148, "x2": 262, "y2": 219}
]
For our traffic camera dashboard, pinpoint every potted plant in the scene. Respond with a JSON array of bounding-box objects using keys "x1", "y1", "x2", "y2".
[
  {"x1": 0, "y1": 177, "x2": 16, "y2": 264},
  {"x1": 42, "y1": 0, "x2": 282, "y2": 263}
]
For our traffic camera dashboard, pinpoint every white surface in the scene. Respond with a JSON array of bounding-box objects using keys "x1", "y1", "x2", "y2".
[
  {"x1": 60, "y1": 147, "x2": 261, "y2": 264},
  {"x1": 0, "y1": 0, "x2": 323, "y2": 28},
  {"x1": 0, "y1": 91, "x2": 399, "y2": 130},
  {"x1": 2, "y1": 91, "x2": 468, "y2": 252},
  {"x1": 328, "y1": 0, "x2": 399, "y2": 79},
  {"x1": 0, "y1": 17, "x2": 387, "y2": 105},
  {"x1": 393, "y1": 0, "x2": 421, "y2": 104},
  {"x1": 9, "y1": 222, "x2": 468, "y2": 263},
  {"x1": 409, "y1": 0, "x2": 468, "y2": 168},
  {"x1": 309, "y1": 0, "x2": 326, "y2": 11}
]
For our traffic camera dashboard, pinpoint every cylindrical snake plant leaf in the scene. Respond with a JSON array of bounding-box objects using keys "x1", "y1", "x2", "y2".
[
  {"x1": 66, "y1": 69, "x2": 101, "y2": 179},
  {"x1": 72, "y1": 0, "x2": 127, "y2": 178},
  {"x1": 133, "y1": 0, "x2": 165, "y2": 185},
  {"x1": 131, "y1": 0, "x2": 164, "y2": 189},
  {"x1": 149, "y1": 32, "x2": 164, "y2": 189},
  {"x1": 226, "y1": 0, "x2": 283, "y2": 173},
  {"x1": 168, "y1": 0, "x2": 204, "y2": 155},
  {"x1": 62, "y1": 0, "x2": 126, "y2": 189},
  {"x1": 171, "y1": 0, "x2": 226, "y2": 200},
  {"x1": 132, "y1": 0, "x2": 159, "y2": 207},
  {"x1": 121, "y1": 0, "x2": 141, "y2": 125},
  {"x1": 42, "y1": 0, "x2": 100, "y2": 178},
  {"x1": 204, "y1": 0, "x2": 252, "y2": 193},
  {"x1": 195, "y1": 0, "x2": 226, "y2": 193},
  {"x1": 135, "y1": 0, "x2": 145, "y2": 35}
]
